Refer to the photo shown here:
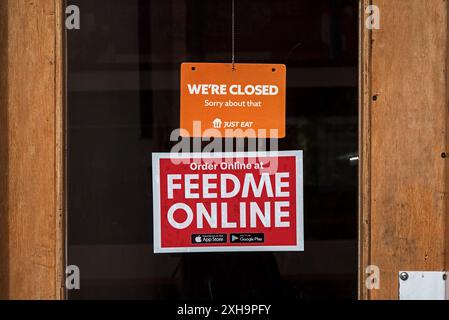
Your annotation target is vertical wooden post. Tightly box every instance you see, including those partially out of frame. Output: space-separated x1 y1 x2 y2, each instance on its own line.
445 0 449 284
0 0 10 300
359 0 372 300
360 0 449 300
0 0 64 299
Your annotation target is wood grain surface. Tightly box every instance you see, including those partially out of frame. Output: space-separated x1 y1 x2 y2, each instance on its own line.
0 0 10 300
361 0 449 299
0 0 64 299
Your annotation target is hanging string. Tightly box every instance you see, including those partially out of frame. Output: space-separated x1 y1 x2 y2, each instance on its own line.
232 0 235 71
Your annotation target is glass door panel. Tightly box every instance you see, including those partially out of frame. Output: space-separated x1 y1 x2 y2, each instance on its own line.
66 0 358 300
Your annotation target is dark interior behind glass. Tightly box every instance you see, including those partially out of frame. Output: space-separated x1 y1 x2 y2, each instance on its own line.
67 0 358 299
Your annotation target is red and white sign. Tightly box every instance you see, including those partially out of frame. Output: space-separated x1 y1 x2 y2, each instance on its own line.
152 151 304 253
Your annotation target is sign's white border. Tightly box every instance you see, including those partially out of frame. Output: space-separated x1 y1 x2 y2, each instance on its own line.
152 151 304 254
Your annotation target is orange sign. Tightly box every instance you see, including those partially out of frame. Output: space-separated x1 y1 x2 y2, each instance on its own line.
180 63 286 138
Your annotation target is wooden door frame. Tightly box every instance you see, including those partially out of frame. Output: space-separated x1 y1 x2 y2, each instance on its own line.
1 0 448 300
0 0 64 299
359 0 371 300
359 0 449 300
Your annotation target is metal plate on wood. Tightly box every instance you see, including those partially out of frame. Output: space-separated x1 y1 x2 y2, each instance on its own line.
399 272 447 300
